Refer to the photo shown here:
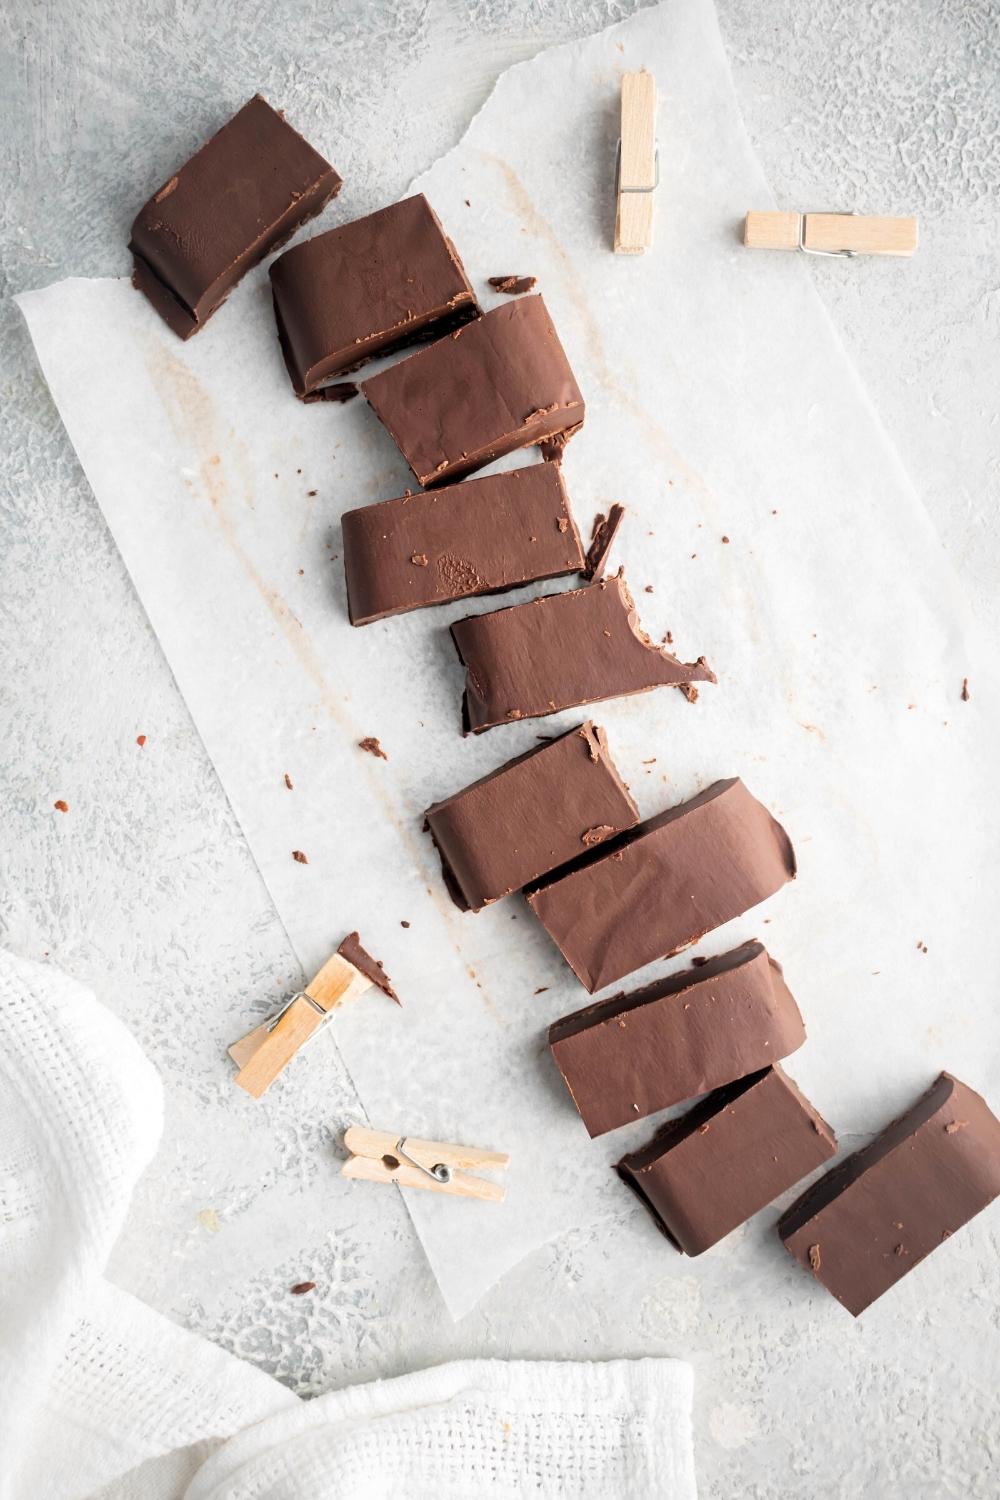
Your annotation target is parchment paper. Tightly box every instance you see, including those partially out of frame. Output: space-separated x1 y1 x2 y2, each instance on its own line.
19 0 1000 1320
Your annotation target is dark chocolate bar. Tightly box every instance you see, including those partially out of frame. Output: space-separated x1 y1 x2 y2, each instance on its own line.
780 1071 1000 1316
131 95 341 339
617 1065 837 1254
424 722 639 912
526 778 796 992
342 464 584 626
361 295 585 487
451 570 714 734
549 941 805 1136
270 195 478 396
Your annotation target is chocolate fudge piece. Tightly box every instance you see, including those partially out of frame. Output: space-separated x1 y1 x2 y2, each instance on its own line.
342 464 584 626
361 296 585 487
131 95 341 339
451 570 714 735
424 722 639 912
527 778 796 993
270 195 478 397
780 1072 1000 1316
549 941 805 1136
617 1065 837 1254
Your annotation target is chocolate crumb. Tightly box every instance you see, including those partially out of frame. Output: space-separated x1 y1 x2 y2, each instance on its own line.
808 1244 821 1272
307 489 317 497
400 920 410 928
136 734 147 748
680 683 700 704
284 773 293 790
644 585 654 594
698 1123 711 1135
290 1281 315 1295
534 986 549 995
721 535 730 544
359 737 388 760
581 825 615 846
642 757 657 765
944 1120 969 1133
487 274 537 295
53 799 69 813
292 850 308 864
894 1244 906 1257
961 677 970 701
557 517 569 533
410 553 429 567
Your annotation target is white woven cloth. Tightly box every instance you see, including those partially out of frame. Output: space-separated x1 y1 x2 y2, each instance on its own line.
0 949 696 1499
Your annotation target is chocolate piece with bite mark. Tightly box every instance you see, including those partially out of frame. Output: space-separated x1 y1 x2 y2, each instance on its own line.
424 722 639 912
342 464 584 625
617 1065 836 1254
130 95 341 340
451 569 714 735
527 778 795 993
270 195 478 397
779 1071 1000 1315
361 296 585 488
549 940 805 1136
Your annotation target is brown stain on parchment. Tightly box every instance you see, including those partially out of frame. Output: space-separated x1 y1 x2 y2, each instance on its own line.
146 344 499 1007
486 153 719 514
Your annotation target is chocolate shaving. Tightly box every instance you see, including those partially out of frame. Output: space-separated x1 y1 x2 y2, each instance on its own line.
284 772 293 790
337 930 400 1003
961 677 970 701
582 504 626 581
292 849 308 863
487 274 537 295
290 1281 315 1295
359 736 388 760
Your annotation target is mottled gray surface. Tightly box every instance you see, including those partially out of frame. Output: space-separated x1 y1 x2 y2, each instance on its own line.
2 3 999 1496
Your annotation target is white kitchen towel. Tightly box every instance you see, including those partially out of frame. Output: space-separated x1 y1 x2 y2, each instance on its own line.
0 949 696 1500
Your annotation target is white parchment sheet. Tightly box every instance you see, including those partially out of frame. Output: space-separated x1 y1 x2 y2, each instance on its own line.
19 0 1000 1319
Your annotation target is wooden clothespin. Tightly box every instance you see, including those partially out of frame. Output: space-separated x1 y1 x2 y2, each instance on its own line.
614 70 658 255
342 1125 509 1203
743 210 918 259
229 933 398 1099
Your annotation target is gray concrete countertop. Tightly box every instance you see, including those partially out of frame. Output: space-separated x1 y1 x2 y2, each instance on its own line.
2 3 998 1496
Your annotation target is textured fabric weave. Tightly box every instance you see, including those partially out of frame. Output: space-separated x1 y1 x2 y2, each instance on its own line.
0 949 696 1499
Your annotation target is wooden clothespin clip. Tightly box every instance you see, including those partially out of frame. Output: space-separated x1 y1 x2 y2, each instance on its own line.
614 70 658 255
743 210 918 259
342 1125 509 1203
229 933 398 1099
